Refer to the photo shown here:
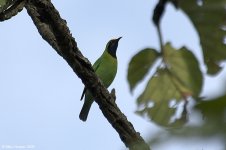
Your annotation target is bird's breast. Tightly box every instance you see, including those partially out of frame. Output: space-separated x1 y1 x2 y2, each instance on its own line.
95 56 117 88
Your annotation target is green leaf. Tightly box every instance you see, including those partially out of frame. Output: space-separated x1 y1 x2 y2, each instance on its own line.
137 69 182 127
137 69 181 106
195 95 226 132
136 43 203 127
127 48 159 92
178 0 226 74
170 106 188 128
147 102 176 127
195 95 226 121
164 43 203 96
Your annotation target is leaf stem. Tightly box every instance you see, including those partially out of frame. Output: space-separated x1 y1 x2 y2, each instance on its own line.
157 25 164 54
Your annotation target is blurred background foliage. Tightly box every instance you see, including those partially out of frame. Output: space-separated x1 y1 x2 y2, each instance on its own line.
127 0 226 148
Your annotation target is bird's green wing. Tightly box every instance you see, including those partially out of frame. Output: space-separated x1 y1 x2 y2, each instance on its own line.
93 57 102 71
80 57 102 100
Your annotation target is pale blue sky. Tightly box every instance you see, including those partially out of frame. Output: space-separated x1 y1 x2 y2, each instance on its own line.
0 0 225 150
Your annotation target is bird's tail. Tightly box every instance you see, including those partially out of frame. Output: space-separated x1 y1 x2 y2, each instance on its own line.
79 100 92 121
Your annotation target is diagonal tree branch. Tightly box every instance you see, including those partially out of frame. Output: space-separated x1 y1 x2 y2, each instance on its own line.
24 0 150 149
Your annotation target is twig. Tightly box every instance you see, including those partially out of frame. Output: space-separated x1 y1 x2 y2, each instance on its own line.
0 0 26 21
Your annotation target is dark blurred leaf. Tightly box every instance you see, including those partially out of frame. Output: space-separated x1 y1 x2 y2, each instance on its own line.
169 0 178 8
195 95 226 122
178 0 226 75
136 43 202 127
127 48 160 92
152 0 168 25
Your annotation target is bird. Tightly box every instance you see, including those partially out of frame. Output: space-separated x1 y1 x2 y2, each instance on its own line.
79 37 122 121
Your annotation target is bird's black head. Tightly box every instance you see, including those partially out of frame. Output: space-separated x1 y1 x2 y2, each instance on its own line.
107 37 122 58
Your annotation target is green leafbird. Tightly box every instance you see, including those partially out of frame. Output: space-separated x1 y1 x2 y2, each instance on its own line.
79 37 122 121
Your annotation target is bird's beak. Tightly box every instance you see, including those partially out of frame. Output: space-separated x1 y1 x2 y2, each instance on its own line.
116 37 122 41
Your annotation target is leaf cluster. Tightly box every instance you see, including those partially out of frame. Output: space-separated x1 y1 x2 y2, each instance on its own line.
127 0 226 128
